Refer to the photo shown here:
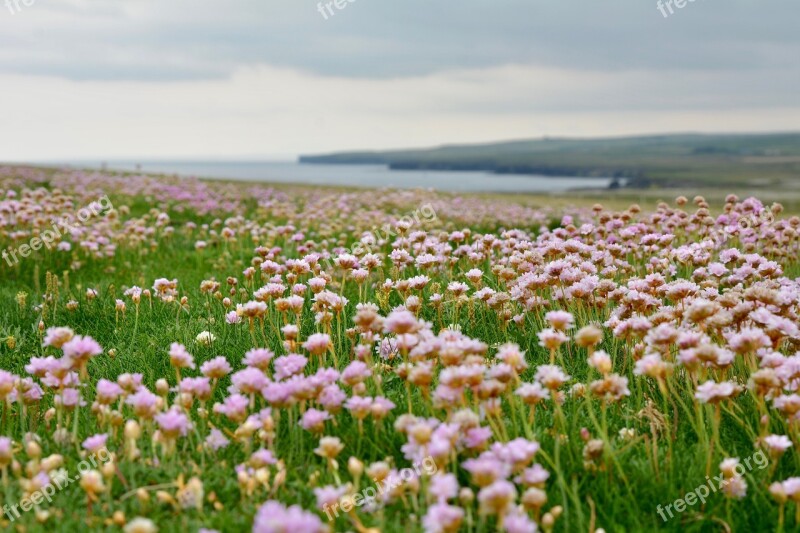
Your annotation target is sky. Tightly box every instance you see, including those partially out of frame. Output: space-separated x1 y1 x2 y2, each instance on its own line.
0 0 798 161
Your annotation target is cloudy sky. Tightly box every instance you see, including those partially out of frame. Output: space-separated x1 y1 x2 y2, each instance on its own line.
0 0 798 160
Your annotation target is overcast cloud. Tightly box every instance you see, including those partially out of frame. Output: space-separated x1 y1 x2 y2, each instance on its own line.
0 0 798 160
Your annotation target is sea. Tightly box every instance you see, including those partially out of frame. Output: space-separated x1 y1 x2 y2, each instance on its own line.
54 160 617 194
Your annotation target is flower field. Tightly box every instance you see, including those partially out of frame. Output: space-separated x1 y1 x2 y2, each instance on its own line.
1 166 799 532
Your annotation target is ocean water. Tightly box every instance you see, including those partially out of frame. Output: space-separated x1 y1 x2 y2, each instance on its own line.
60 160 616 194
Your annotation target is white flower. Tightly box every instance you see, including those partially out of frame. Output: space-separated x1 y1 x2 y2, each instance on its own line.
195 331 216 346
124 517 158 533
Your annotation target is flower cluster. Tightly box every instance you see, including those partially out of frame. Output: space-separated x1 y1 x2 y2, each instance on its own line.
1 168 799 531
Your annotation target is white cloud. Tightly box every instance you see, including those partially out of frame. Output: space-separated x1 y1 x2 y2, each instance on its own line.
2 63 799 160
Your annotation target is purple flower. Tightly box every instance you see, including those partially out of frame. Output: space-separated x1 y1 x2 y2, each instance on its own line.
318 384 347 413
313 485 348 511
341 360 371 386
232 367 269 395
0 436 13 462
0 370 16 400
429 473 459 502
302 333 331 356
243 348 274 370
25 356 60 377
62 335 103 367
55 387 84 409
180 377 212 401
261 381 295 407
118 373 144 392
301 408 331 433
201 356 232 379
371 396 396 419
345 395 373 420
252 501 325 533
463 426 493 450
168 342 195 370
96 379 124 404
422 502 464 533
205 429 230 451
42 327 74 349
155 408 192 439
502 509 539 533
214 394 249 422
249 448 277 467
126 388 160 419
273 354 307 381
82 433 108 454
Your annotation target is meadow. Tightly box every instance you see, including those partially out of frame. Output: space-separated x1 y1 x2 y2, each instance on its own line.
0 165 799 532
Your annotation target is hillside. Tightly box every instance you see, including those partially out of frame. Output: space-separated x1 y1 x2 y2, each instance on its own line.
300 132 800 188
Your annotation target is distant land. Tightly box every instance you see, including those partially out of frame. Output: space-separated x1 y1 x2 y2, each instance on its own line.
300 132 800 189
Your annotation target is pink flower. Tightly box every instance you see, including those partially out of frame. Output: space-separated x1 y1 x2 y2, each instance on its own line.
25 356 60 377
534 365 570 390
82 433 108 454
96 379 124 404
273 354 308 381
301 408 331 433
43 327 74 349
126 388 160 419
341 360 371 386
318 384 347 413
253 501 325 533
502 509 538 533
180 377 212 401
429 473 459 502
496 343 528 373
250 448 277 467
168 343 195 370
345 396 373 420
695 380 741 404
371 396 396 420
477 479 517 515
231 367 268 395
762 434 793 456
422 502 465 533
205 429 230 451
463 426 493 450
243 348 274 370
302 333 331 356
463 455 509 486
62 335 103 368
537 328 567 351
214 394 249 422
313 485 349 511
545 310 574 331
201 356 232 379
384 309 419 334
0 370 15 400
55 387 84 409
155 408 192 439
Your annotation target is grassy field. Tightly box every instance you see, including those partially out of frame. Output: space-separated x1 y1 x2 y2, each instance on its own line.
1 165 799 532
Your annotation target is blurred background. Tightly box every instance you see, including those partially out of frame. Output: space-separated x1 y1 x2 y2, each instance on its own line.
1 0 798 199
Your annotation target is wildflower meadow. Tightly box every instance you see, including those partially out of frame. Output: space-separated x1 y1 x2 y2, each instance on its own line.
1 165 800 532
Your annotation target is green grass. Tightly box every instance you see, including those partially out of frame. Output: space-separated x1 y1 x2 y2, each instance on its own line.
0 171 798 532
